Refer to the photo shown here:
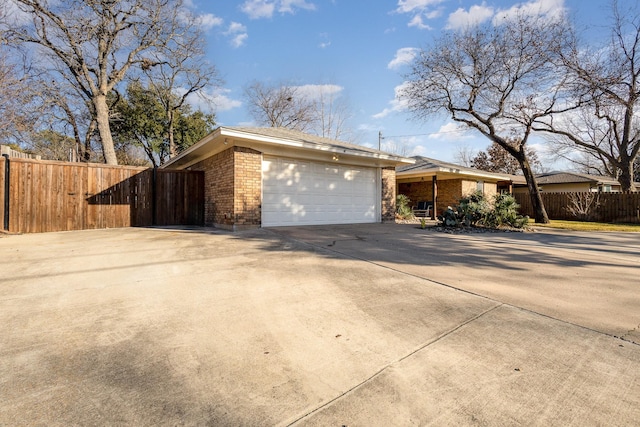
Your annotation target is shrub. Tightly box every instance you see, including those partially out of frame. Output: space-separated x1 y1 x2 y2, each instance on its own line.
437 192 529 229
396 194 414 219
484 193 529 228
457 191 492 226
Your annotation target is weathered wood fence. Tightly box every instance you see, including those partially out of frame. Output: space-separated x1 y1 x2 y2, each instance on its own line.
515 192 640 223
0 156 204 233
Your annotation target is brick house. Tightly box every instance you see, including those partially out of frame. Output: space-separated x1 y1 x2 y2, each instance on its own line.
396 156 514 219
162 127 413 230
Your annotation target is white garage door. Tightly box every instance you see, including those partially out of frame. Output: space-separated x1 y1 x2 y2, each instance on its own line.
262 156 379 227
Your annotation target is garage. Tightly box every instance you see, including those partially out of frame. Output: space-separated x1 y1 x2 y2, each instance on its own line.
162 127 412 230
262 156 378 226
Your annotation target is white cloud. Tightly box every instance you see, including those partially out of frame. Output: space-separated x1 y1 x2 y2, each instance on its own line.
493 0 566 24
195 88 242 113
395 0 444 30
240 0 276 19
318 32 331 49
446 3 494 30
428 122 473 141
388 47 419 70
240 0 316 19
279 0 316 14
224 22 248 48
396 0 443 14
293 84 343 99
196 13 224 31
408 15 432 30
373 83 411 119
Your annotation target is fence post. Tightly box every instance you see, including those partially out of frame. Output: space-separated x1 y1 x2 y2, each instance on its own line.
2 154 9 231
152 167 157 226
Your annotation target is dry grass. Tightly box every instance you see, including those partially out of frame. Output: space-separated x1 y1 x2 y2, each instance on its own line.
533 220 640 232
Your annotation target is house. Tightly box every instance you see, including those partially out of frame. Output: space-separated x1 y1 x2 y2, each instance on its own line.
396 156 515 218
512 171 623 193
162 127 414 230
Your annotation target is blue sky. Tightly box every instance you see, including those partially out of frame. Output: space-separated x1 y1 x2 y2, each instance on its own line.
187 0 609 166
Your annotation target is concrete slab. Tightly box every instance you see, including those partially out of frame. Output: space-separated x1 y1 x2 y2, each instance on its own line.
272 223 640 341
0 225 638 425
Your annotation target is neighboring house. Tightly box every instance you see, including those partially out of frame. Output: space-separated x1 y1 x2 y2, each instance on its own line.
162 127 413 230
396 156 514 218
512 172 623 194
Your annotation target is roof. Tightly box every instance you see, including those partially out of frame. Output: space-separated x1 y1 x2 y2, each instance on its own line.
162 126 414 170
534 172 621 186
396 156 515 181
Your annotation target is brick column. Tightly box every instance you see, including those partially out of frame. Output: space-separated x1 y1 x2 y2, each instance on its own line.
381 167 396 222
233 147 262 229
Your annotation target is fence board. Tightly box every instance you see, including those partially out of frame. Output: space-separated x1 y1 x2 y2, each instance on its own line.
515 192 640 223
0 156 5 228
2 158 203 233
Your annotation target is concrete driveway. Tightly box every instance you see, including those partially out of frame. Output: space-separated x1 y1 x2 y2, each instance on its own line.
0 224 638 426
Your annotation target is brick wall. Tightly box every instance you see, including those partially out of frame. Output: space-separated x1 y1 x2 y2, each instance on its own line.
398 181 433 209
381 167 396 222
233 147 262 228
189 146 262 230
399 178 497 216
190 147 234 227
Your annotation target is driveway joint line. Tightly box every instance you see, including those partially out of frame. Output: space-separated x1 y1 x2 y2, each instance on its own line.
269 229 640 348
286 303 503 426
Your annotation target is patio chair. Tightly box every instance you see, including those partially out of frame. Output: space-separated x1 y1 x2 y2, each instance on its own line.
412 201 432 217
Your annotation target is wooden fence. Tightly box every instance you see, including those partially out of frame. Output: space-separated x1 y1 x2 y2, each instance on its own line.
0 156 204 233
514 192 640 223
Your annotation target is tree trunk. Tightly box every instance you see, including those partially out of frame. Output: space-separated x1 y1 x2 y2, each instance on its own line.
168 109 176 159
617 161 637 192
94 94 118 165
519 155 549 223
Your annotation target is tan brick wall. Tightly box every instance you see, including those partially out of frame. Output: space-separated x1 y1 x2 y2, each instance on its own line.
189 147 235 227
188 146 262 229
398 181 434 209
381 167 396 222
233 147 262 227
437 179 463 214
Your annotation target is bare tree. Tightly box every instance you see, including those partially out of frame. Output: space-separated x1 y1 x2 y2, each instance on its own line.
535 1 640 191
453 145 476 167
7 0 203 165
402 13 574 223
313 88 353 141
244 81 316 132
244 81 355 141
140 20 219 158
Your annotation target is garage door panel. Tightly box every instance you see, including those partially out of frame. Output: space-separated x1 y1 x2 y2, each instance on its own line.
262 157 378 227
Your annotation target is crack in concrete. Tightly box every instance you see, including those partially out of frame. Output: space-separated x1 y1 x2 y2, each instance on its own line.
286 303 503 426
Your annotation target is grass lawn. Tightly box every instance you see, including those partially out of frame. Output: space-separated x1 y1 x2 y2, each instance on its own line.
533 220 640 232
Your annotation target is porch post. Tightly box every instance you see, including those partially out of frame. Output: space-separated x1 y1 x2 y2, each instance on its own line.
431 175 437 220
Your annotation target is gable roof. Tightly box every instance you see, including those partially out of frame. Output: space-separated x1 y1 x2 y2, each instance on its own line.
397 156 514 181
162 126 414 169
535 172 620 186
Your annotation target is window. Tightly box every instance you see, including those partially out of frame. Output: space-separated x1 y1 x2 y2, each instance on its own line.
476 180 484 193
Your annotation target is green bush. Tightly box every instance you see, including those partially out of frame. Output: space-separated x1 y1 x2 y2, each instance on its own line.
484 193 529 228
437 192 528 229
396 194 414 219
